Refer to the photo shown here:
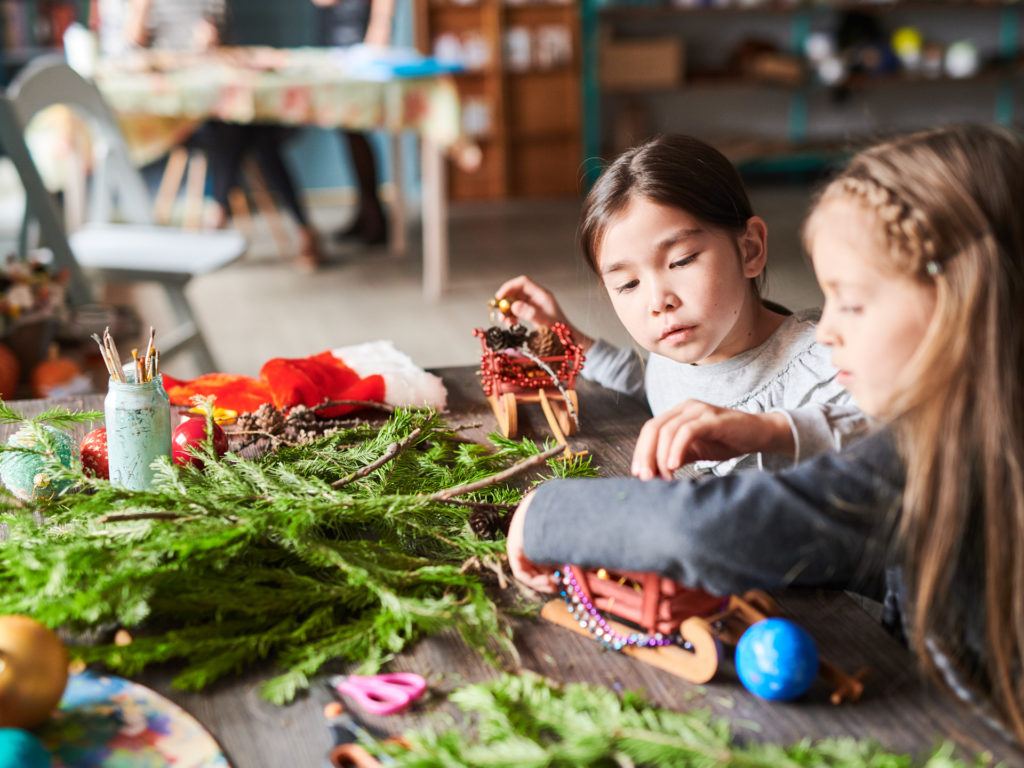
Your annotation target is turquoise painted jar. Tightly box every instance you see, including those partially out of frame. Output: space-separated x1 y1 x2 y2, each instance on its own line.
104 373 171 491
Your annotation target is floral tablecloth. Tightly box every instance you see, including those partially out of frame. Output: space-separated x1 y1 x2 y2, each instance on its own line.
93 46 461 166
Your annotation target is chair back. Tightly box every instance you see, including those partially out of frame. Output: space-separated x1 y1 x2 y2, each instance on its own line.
0 83 90 303
7 54 153 227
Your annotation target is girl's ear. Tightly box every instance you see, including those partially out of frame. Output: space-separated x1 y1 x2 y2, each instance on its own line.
739 216 768 278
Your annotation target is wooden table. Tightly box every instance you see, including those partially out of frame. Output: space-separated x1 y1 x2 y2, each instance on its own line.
4 366 1022 767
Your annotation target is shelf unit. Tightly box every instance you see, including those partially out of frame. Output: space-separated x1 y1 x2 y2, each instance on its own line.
0 0 83 84
581 1 1024 183
414 0 582 200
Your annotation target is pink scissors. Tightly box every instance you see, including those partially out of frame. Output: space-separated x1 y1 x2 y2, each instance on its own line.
328 673 426 716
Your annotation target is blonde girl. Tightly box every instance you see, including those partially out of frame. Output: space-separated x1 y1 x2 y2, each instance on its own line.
506 124 1024 743
498 135 865 479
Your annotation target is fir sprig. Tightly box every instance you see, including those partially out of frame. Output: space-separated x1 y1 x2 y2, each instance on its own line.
375 674 995 768
0 408 596 703
0 401 101 428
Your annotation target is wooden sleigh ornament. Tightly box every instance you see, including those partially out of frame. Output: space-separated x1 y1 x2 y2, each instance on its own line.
542 565 867 705
473 314 585 446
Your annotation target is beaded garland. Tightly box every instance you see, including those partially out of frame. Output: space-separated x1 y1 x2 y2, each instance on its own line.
556 565 677 651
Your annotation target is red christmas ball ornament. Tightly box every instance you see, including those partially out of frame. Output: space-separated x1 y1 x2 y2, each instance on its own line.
79 427 109 479
172 417 228 468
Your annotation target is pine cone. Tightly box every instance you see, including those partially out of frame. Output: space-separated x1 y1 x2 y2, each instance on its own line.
469 506 511 539
235 411 258 433
507 324 528 348
484 326 509 350
286 403 317 427
527 327 563 357
253 403 286 435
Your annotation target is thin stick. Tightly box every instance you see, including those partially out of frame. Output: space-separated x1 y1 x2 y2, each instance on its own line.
143 327 155 381
311 399 396 414
425 442 565 501
100 511 182 523
331 427 423 488
90 333 116 379
436 498 516 510
105 329 126 382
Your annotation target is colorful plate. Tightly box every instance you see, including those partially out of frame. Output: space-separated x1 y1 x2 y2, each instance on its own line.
36 671 230 767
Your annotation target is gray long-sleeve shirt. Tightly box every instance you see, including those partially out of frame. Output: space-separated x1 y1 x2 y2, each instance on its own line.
583 309 869 474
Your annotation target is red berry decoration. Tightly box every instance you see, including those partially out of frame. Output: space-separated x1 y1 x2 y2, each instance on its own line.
172 417 228 469
79 427 109 479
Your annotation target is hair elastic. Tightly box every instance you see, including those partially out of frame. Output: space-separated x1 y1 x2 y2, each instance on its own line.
925 260 942 277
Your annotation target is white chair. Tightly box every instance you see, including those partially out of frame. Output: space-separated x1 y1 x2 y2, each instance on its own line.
0 55 247 373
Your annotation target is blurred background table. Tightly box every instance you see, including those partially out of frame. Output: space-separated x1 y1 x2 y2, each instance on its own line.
93 46 462 299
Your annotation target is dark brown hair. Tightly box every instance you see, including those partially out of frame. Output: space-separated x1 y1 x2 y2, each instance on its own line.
579 134 756 277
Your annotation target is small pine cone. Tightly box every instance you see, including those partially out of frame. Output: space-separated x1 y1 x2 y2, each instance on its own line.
469 506 511 539
507 324 528 348
527 327 564 357
287 403 318 427
253 402 286 434
235 411 258 433
484 326 509 351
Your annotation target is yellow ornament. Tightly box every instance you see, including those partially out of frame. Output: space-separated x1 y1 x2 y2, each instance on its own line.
0 614 69 728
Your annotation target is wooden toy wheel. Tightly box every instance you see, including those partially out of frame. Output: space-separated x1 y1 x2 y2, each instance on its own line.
489 392 518 437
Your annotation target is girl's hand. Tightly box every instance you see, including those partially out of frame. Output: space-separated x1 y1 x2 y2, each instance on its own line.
631 401 796 480
495 275 594 352
506 494 559 593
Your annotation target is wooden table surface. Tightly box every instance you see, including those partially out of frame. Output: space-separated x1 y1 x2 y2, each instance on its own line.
4 366 1021 767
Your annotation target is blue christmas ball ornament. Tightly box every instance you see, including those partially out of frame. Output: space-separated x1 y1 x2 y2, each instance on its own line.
0 425 75 502
735 618 818 701
0 728 50 768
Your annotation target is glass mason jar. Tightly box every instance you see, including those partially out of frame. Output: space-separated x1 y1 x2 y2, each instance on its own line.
104 372 171 491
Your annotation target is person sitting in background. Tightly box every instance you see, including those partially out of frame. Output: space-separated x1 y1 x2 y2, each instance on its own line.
311 0 394 247
123 0 325 269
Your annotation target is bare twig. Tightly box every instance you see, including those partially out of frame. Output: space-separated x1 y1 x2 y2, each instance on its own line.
425 443 565 501
331 427 424 488
437 498 517 511
100 511 182 523
312 399 396 415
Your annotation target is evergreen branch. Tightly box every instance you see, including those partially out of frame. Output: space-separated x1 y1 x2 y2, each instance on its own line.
375 674 990 768
332 427 424 488
32 407 103 428
0 408 593 704
426 443 565 501
0 401 24 423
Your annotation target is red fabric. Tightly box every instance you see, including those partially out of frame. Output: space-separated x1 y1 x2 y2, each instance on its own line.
163 351 386 416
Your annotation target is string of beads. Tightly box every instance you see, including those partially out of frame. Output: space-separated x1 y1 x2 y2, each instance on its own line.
556 565 674 650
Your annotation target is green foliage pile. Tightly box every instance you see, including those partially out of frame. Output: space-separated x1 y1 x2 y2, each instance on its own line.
0 403 594 703
378 674 992 768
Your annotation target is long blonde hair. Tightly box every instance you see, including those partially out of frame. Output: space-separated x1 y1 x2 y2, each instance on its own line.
812 125 1024 739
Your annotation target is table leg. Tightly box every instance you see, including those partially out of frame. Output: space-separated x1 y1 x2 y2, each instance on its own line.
389 133 407 258
420 137 448 301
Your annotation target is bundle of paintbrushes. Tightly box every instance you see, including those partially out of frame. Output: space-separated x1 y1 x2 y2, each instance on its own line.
90 327 160 383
